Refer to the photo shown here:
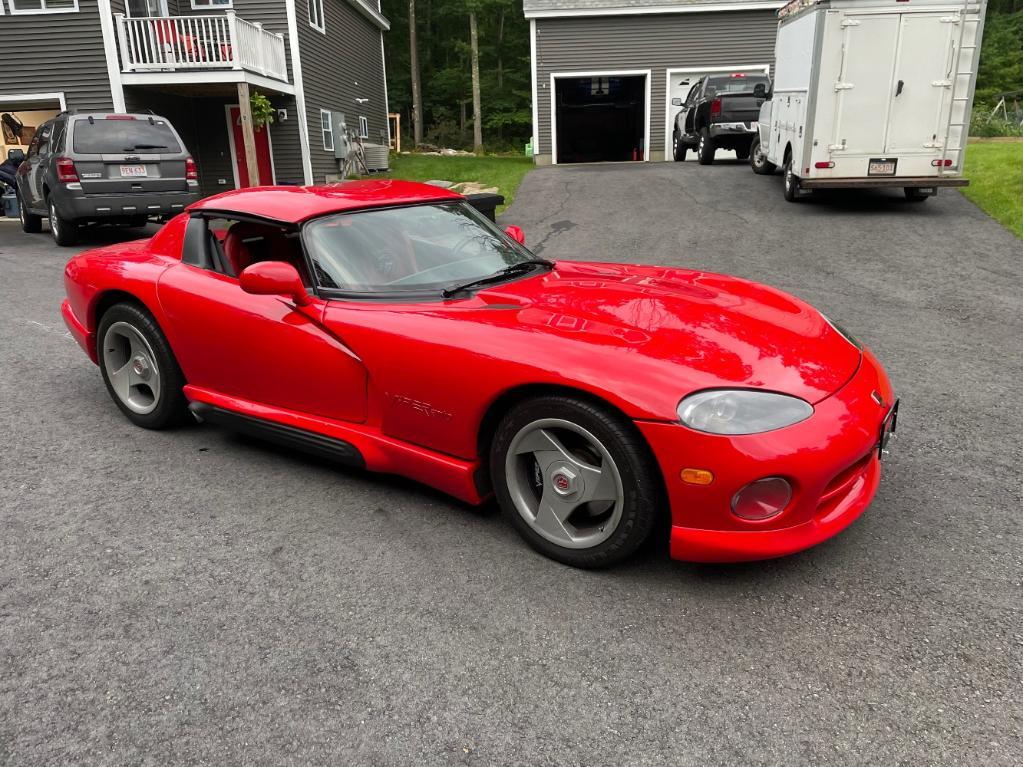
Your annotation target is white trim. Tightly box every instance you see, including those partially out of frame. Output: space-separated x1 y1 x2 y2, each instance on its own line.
285 0 314 184
308 0 325 33
190 0 232 8
0 0 5 16
524 2 785 19
121 70 295 94
358 115 369 138
320 109 334 151
549 70 651 165
225 103 277 188
663 64 771 159
0 92 67 111
7 0 79 14
380 31 390 145
530 19 539 156
348 0 390 30
97 0 125 113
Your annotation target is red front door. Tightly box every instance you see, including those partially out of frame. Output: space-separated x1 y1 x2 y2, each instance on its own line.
228 106 274 187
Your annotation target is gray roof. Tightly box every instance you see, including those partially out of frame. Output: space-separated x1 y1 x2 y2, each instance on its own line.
523 0 782 13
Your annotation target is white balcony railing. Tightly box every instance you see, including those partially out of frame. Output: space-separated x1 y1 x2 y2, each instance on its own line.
114 11 288 83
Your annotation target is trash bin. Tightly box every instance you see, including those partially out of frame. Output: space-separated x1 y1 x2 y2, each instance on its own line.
525 139 533 157
2 191 18 219
465 192 505 223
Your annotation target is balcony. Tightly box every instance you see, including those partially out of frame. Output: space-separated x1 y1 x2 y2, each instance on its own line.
114 11 289 87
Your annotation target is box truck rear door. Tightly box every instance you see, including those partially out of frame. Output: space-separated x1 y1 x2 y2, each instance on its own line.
885 14 956 154
834 14 900 155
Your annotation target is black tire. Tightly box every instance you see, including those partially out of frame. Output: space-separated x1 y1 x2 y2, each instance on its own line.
904 188 930 202
96 302 188 430
697 128 715 165
48 195 79 246
489 395 663 568
750 136 776 175
783 153 801 203
735 145 751 161
672 131 688 162
18 193 42 233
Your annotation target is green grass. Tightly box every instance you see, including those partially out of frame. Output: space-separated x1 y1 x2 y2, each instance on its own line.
962 142 1023 239
378 153 534 214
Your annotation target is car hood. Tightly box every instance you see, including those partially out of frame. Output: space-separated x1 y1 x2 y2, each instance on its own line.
476 260 862 406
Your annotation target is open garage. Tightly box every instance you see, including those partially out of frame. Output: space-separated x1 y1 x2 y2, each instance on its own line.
553 73 649 163
527 0 781 165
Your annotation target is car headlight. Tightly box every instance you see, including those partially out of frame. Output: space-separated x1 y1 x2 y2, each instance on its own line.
821 314 861 350
677 390 814 435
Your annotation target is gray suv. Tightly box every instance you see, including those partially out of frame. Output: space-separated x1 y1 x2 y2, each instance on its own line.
15 112 200 246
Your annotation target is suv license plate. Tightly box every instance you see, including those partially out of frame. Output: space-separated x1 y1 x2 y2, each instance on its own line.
868 158 897 176
120 165 147 177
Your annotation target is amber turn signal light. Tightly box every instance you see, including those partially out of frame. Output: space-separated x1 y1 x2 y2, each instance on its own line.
680 468 714 485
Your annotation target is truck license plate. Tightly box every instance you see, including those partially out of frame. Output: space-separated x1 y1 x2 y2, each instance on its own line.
868 158 897 176
120 165 147 177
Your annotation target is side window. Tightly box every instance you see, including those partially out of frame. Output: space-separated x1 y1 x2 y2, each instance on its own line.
36 122 53 157
197 217 309 283
27 136 41 159
685 83 700 106
50 119 66 154
358 116 369 139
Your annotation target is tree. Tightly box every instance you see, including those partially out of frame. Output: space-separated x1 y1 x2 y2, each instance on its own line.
469 11 483 153
408 0 424 146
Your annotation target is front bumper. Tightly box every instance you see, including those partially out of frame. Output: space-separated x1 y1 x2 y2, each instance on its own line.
637 347 895 563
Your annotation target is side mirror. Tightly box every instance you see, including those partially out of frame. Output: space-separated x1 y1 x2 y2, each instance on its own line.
753 83 767 99
7 148 25 163
239 261 311 306
504 225 525 246
671 98 683 107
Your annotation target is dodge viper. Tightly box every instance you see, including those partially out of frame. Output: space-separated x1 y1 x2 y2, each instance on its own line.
62 180 897 568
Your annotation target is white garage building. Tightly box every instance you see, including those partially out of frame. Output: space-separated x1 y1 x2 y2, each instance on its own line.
525 0 784 164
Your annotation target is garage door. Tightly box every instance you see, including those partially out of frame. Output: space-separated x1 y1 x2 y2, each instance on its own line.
553 73 648 164
1 94 64 162
664 67 770 161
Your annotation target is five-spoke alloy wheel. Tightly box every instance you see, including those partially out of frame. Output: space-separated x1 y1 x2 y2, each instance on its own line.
490 396 662 568
97 302 187 429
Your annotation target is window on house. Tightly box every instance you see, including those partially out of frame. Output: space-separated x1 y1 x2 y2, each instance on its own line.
190 0 232 9
308 0 324 31
358 116 369 139
8 0 78 13
320 110 333 152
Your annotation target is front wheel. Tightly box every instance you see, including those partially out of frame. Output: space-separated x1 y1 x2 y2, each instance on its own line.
19 193 42 233
97 303 188 429
672 132 688 162
783 155 802 203
750 136 776 175
490 396 662 568
697 128 715 165
48 197 79 246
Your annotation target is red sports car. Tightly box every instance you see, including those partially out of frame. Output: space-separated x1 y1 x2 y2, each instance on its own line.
62 180 897 568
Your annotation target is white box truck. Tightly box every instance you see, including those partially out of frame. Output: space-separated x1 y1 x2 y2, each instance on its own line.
751 0 988 202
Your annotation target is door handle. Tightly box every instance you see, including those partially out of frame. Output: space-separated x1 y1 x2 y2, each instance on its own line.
895 80 905 97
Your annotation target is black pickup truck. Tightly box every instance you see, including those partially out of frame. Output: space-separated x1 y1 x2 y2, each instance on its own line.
671 73 771 165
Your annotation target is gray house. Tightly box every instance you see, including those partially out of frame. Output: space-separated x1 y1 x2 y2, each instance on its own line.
0 0 391 196
525 0 782 164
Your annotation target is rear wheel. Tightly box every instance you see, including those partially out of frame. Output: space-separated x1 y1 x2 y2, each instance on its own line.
904 188 931 202
783 154 802 203
735 145 751 161
750 136 775 175
672 131 688 162
697 128 715 165
19 193 42 233
48 196 79 246
97 302 188 429
490 395 661 568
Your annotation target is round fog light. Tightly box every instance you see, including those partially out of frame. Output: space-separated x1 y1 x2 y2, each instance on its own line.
731 477 792 521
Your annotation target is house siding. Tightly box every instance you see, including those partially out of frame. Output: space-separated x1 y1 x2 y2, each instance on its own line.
0 0 114 111
533 10 778 161
298 0 388 183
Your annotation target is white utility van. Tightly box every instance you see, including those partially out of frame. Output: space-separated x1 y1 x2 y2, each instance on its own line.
751 0 988 202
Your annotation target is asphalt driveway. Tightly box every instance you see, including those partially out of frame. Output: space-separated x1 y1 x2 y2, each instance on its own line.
1 161 1021 766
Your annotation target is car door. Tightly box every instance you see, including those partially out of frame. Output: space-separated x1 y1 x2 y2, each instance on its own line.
682 81 703 141
157 215 369 423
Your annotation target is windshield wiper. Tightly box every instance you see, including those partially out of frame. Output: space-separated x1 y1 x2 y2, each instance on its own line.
442 259 552 298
